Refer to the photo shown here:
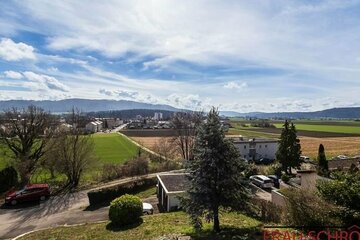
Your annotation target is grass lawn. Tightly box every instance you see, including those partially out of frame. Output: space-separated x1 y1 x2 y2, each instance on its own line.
0 142 13 170
134 186 156 199
19 211 262 240
93 133 139 165
274 123 360 134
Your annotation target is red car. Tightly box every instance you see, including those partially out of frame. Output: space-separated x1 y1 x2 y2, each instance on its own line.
5 184 50 205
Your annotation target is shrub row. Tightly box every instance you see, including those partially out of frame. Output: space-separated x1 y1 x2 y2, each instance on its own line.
87 177 157 206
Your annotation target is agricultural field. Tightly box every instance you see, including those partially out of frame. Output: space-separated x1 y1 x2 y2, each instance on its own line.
273 123 360 135
300 137 360 159
130 136 173 152
229 118 360 159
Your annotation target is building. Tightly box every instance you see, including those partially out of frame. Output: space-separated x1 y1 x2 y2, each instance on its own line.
85 120 103 133
103 118 123 129
229 136 278 161
157 173 187 212
154 112 163 120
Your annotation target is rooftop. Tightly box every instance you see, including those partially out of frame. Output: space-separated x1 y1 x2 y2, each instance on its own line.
158 173 188 193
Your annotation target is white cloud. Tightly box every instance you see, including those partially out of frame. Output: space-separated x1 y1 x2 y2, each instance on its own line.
0 38 36 61
3 70 23 79
223 81 247 90
166 93 211 110
99 88 159 104
22 71 69 92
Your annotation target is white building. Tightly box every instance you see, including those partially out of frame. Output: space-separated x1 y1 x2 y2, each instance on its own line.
157 173 187 212
229 136 278 161
85 120 103 133
154 112 163 120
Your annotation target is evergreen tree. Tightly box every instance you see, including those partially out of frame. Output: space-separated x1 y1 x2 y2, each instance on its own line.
276 120 302 175
317 144 329 177
182 108 251 232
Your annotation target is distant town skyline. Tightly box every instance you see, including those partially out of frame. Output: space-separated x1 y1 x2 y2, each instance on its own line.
1 1 360 112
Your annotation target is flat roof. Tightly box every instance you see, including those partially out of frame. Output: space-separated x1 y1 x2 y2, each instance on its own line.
157 174 187 193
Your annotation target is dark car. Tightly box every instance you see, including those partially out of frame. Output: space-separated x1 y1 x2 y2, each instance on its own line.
267 175 280 188
5 184 50 205
254 158 274 165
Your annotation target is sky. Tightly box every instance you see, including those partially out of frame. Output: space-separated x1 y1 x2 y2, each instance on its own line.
1 0 360 112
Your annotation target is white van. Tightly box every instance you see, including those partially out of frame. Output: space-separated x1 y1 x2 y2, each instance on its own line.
249 175 274 189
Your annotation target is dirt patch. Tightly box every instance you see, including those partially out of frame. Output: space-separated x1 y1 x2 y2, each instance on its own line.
121 129 177 137
130 137 173 152
300 136 360 159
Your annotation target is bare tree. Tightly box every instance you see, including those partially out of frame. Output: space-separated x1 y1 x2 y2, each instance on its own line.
52 109 96 188
152 138 177 162
172 111 203 161
0 106 54 186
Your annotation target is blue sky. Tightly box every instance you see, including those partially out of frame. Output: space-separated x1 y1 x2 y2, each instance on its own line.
1 0 360 112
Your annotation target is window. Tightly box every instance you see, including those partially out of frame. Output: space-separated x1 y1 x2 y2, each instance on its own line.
244 145 246 149
265 145 267 148
259 145 262 148
244 155 246 158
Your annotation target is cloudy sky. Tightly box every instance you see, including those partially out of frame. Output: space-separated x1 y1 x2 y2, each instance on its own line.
1 0 360 112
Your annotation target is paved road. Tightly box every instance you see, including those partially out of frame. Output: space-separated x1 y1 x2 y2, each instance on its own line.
110 123 127 133
0 172 175 239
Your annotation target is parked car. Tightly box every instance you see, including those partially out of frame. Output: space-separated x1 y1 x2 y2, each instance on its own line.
267 175 280 188
300 156 310 162
142 202 154 215
5 184 50 205
249 175 274 189
332 155 349 160
254 158 274 165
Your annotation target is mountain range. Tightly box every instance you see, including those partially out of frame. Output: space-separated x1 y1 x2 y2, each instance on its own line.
0 99 360 119
0 99 179 113
220 107 360 119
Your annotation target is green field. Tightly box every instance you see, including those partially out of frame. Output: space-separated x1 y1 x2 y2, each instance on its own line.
19 211 261 240
92 133 139 165
273 123 360 134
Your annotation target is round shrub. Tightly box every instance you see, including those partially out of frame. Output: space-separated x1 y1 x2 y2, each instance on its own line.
109 194 143 226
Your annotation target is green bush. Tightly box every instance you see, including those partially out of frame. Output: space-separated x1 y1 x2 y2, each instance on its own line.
0 166 18 193
281 174 290 183
109 194 143 226
87 178 156 206
284 189 341 227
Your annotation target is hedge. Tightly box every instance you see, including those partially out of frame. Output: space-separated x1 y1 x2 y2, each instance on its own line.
87 177 156 206
0 166 18 193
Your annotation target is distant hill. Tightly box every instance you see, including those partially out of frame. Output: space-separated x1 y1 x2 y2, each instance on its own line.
221 107 360 119
0 99 180 113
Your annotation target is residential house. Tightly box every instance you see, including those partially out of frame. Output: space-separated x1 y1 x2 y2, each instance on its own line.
85 120 103 133
229 136 278 161
157 173 187 212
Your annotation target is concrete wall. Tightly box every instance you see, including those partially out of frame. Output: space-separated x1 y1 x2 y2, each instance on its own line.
300 172 329 192
328 158 360 170
168 194 182 211
271 190 286 207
